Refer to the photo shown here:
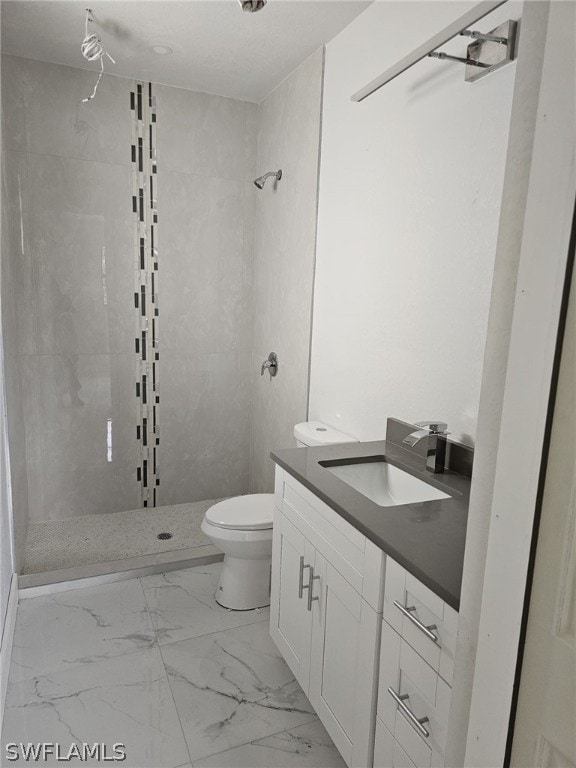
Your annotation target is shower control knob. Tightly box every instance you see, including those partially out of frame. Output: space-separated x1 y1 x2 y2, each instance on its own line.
261 352 278 378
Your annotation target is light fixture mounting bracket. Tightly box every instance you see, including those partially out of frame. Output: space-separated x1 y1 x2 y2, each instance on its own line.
463 19 518 82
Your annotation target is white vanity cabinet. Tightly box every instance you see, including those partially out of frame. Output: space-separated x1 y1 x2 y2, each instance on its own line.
270 466 385 768
270 465 460 768
374 559 459 768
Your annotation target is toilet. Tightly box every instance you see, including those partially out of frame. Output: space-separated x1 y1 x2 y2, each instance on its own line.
201 421 357 610
293 420 359 448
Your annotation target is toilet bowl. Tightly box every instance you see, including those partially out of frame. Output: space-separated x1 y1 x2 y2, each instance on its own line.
201 422 357 611
201 494 274 610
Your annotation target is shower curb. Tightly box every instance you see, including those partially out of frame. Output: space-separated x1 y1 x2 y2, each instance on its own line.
19 546 224 599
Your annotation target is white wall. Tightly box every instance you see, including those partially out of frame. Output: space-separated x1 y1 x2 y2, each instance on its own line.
309 0 520 445
465 0 575 761
446 3 554 763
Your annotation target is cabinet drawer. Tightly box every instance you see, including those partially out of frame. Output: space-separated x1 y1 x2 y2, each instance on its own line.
378 621 451 767
374 717 417 768
282 472 365 549
383 558 458 684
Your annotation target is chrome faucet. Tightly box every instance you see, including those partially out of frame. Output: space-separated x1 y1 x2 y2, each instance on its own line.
261 352 278 378
403 421 449 474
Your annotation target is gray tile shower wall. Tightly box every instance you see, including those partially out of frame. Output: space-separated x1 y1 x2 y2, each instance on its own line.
249 49 324 493
1 56 30 568
154 85 257 506
0 54 258 523
1 56 139 523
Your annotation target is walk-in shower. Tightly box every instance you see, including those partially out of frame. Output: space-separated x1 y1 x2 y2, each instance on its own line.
4 61 261 586
1 0 332 590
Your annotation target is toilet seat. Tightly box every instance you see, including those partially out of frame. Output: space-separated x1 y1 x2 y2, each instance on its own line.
205 494 274 531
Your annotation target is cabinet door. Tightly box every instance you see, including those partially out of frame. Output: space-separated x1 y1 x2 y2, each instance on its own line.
270 510 314 692
309 553 380 767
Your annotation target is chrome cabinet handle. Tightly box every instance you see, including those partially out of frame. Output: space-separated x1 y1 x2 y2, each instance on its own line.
298 556 311 599
307 567 320 611
393 600 439 643
387 687 430 739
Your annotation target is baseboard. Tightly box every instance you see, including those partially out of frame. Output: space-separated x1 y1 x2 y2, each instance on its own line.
0 573 19 727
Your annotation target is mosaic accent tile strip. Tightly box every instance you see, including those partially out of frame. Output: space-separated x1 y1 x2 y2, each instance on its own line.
131 81 160 507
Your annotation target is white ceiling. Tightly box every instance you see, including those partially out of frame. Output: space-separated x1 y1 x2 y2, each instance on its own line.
0 0 372 102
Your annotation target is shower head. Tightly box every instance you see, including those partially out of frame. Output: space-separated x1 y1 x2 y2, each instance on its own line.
239 0 267 11
254 170 282 189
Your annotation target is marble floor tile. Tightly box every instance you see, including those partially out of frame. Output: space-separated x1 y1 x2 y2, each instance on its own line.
192 720 347 767
2 647 190 768
140 563 269 645
161 622 317 762
10 579 156 682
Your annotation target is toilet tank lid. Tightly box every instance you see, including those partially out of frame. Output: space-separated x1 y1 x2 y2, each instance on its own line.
293 421 358 447
205 494 274 530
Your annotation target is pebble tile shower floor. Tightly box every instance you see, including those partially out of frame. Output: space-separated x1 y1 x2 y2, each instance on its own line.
23 500 224 574
2 563 346 768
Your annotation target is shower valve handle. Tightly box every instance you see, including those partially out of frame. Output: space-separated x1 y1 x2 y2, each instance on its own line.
261 352 278 377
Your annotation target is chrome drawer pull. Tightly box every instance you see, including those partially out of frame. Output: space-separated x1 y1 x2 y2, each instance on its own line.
387 687 430 739
298 556 311 599
307 567 320 611
393 600 439 643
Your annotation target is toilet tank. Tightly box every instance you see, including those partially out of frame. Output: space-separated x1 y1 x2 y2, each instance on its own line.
293 421 358 448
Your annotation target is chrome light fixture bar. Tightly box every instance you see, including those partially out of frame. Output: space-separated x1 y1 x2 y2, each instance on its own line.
351 0 509 102
427 18 515 74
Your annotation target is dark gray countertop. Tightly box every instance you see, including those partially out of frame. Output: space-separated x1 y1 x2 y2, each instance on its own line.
271 439 470 611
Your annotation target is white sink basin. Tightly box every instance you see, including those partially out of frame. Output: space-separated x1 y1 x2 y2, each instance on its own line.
323 460 450 507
